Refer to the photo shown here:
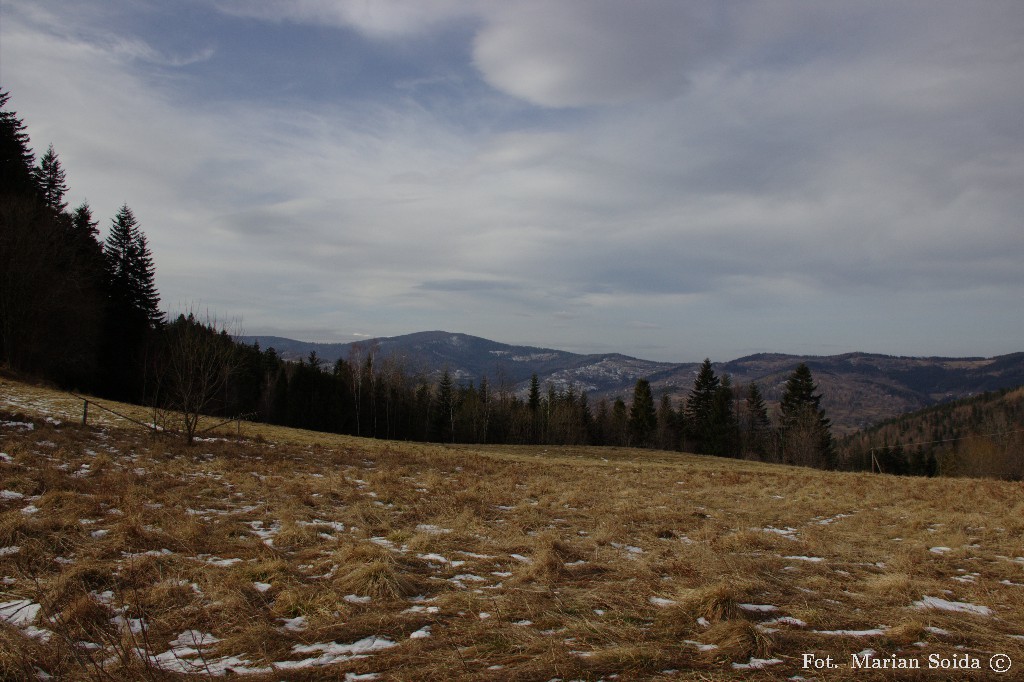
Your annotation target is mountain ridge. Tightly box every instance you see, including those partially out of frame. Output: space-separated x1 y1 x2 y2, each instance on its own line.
238 331 1024 435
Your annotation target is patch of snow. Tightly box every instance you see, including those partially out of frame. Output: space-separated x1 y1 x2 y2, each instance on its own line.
276 636 397 670
280 616 307 632
763 616 807 627
784 556 824 563
914 596 992 617
0 546 20 556
929 547 952 554
0 599 40 627
415 524 452 534
253 582 272 593
761 526 798 539
813 627 888 636
343 594 372 604
649 597 677 607
0 490 25 500
403 605 440 615
739 604 779 613
733 658 783 670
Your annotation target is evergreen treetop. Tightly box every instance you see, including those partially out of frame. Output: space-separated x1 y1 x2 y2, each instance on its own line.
39 144 69 212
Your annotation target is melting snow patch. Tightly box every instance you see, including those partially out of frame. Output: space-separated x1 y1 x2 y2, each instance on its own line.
761 526 798 539
510 554 532 564
813 627 888 637
199 555 244 567
817 513 854 525
276 636 397 670
146 630 272 676
683 640 719 652
279 616 307 632
403 605 440 615
732 658 783 670
409 626 431 639
1 599 40 627
344 594 372 604
0 490 25 501
0 546 20 557
914 596 992 617
763 616 807 628
415 524 452 534
253 581 272 593
929 547 953 554
739 604 779 613
649 597 677 607
784 556 824 563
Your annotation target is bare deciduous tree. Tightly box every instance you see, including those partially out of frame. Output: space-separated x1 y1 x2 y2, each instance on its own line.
157 311 238 445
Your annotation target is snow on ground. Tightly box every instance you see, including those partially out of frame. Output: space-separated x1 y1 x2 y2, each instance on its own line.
913 596 993 617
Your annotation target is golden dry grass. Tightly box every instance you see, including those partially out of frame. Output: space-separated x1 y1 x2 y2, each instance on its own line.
2 376 1024 680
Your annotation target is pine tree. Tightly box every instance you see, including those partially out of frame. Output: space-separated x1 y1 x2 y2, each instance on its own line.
628 378 657 447
779 363 834 467
38 144 68 212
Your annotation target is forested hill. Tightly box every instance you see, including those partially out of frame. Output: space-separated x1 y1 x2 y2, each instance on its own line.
838 386 1024 479
239 332 1024 434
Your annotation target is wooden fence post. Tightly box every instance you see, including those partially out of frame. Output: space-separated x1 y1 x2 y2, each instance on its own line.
82 400 89 426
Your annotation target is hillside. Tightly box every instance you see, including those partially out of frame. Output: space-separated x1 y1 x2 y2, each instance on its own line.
2 378 1024 679
838 386 1024 479
240 332 1024 434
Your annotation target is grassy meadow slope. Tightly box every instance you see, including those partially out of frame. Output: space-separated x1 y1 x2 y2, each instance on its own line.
2 378 1023 680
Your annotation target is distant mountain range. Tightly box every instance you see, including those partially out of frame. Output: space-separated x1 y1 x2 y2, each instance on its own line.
238 331 1024 435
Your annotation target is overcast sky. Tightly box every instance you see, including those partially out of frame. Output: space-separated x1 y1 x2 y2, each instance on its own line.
3 1 1022 362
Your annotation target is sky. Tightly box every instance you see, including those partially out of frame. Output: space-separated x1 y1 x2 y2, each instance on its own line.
2 1 1022 362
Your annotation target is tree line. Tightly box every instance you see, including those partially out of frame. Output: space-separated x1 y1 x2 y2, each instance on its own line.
1 90 161 402
0 88 834 468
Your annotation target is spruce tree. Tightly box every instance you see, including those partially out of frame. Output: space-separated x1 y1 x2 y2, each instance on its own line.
100 204 162 399
628 378 657 447
708 373 739 456
684 359 720 454
0 90 39 198
743 382 772 459
779 363 834 467
39 144 68 213
105 204 161 326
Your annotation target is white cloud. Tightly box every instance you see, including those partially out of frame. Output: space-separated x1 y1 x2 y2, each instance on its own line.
472 1 723 108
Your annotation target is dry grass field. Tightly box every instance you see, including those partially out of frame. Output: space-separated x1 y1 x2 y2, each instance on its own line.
2 377 1023 680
